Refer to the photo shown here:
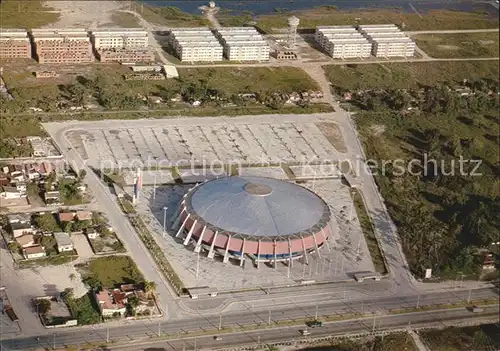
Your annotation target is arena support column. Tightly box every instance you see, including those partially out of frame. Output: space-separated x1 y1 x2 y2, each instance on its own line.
273 240 278 269
175 213 190 238
301 236 309 265
321 227 330 251
312 232 321 258
223 236 232 264
171 206 186 231
183 220 197 246
170 200 185 227
240 239 246 267
208 231 218 259
256 240 261 268
288 238 293 268
194 225 206 253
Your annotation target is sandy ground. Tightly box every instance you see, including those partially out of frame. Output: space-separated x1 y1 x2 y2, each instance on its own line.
43 0 127 28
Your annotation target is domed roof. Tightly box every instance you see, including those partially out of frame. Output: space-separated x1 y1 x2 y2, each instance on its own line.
186 176 330 239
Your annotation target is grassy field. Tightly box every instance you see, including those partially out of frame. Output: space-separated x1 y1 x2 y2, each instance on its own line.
255 7 499 33
139 5 209 27
323 61 500 92
420 324 500 351
0 0 59 28
109 12 140 27
414 32 500 58
85 256 144 288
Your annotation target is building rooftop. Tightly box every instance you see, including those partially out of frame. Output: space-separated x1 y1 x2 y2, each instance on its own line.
186 176 330 238
24 245 45 255
58 212 75 222
75 211 92 221
7 213 31 224
53 232 73 247
16 234 34 247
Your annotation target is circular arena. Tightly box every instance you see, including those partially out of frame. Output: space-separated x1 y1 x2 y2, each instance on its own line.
171 176 336 266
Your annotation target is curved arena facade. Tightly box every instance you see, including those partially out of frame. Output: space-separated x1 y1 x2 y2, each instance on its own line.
171 176 336 266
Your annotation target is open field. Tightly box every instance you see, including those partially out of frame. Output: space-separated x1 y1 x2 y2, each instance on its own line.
301 332 417 351
139 4 209 27
414 32 500 58
255 7 499 33
420 324 500 350
109 11 141 27
0 0 59 28
323 61 500 92
79 256 145 289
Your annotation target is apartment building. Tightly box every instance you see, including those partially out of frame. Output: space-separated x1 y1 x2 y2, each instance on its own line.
358 24 416 57
315 26 372 59
214 27 270 61
90 28 148 49
0 29 31 59
169 28 223 62
96 48 153 63
31 28 93 64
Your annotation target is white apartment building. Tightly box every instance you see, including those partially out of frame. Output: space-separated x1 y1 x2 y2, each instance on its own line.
358 24 416 57
169 28 223 62
0 28 31 58
315 26 371 59
91 28 148 49
215 27 270 61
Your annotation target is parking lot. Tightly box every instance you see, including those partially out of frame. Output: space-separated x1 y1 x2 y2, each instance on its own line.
53 114 346 170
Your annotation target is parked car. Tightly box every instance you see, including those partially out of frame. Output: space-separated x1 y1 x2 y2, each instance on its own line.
306 320 324 328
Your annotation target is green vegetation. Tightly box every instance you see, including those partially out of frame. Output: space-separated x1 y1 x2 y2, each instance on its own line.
61 289 101 325
0 139 32 158
420 324 500 351
352 190 387 274
0 0 59 28
323 61 499 92
81 256 144 289
332 63 499 277
140 5 208 27
307 332 417 351
59 178 86 205
34 213 60 232
414 32 500 58
217 10 255 27
255 7 499 33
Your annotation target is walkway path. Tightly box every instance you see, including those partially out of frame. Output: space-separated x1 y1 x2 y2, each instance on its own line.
409 330 432 351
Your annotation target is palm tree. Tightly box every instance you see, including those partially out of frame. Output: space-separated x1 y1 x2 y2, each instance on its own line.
144 280 157 298
69 273 76 282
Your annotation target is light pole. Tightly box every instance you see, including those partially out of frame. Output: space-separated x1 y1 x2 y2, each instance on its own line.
106 327 110 343
218 314 222 330
467 288 472 303
348 191 355 221
268 309 271 325
52 333 56 350
195 251 200 279
372 315 376 333
416 294 420 309
158 319 161 337
314 304 318 320
162 206 168 238
153 174 157 204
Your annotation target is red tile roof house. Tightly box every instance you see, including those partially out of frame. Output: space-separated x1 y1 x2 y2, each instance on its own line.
58 212 75 223
23 245 46 259
94 289 127 317
75 211 92 222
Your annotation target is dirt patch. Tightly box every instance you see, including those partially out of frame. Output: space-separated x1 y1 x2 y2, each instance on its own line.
316 122 347 153
43 0 127 28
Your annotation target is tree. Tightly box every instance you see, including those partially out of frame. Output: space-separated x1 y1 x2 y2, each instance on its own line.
69 273 76 282
78 169 86 181
126 295 140 316
35 299 51 316
35 213 60 232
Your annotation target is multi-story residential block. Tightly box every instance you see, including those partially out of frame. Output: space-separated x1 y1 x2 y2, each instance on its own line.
90 28 148 49
315 26 372 59
31 28 93 64
96 48 153 63
358 24 416 57
214 27 270 61
169 28 223 62
0 28 31 58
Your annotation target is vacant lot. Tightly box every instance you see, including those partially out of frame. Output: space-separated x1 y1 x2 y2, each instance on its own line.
323 61 500 92
414 32 500 58
255 7 498 33
140 5 209 27
420 324 500 351
0 0 59 28
303 332 417 351
81 256 144 288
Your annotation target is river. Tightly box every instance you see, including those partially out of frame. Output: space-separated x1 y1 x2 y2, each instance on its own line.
143 0 498 16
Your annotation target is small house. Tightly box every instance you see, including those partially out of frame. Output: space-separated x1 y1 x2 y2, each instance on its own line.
85 228 98 239
53 232 74 252
10 222 35 238
94 289 126 316
58 212 75 223
23 245 46 259
0 186 22 199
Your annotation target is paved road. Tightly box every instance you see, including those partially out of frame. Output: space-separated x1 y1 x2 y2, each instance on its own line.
2 296 497 350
